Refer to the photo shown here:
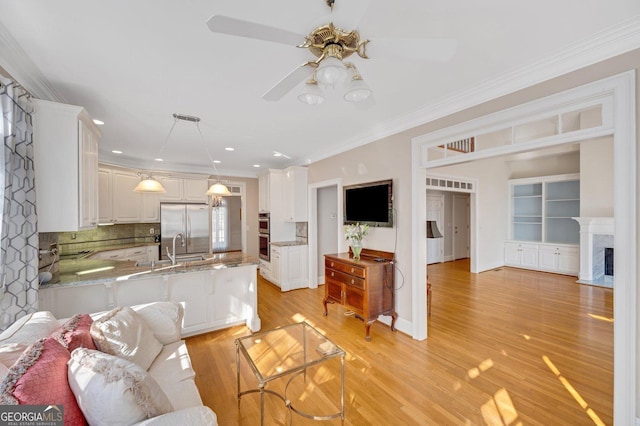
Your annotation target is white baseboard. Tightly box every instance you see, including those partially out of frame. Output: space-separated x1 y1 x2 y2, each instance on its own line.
377 315 412 337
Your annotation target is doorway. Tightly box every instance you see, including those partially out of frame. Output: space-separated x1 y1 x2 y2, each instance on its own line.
308 179 342 288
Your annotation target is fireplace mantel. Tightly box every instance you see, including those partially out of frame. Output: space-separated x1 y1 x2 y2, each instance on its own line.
572 217 614 286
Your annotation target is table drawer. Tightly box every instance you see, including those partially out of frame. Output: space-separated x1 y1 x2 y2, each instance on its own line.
325 268 366 290
325 259 365 278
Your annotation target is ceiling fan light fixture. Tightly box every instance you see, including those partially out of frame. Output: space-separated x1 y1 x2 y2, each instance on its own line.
314 56 347 86
344 77 372 102
298 82 326 105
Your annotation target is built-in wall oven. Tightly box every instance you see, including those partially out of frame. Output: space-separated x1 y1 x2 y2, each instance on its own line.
258 213 270 261
258 213 270 234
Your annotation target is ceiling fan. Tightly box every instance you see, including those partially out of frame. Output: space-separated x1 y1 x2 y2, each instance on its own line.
206 0 457 104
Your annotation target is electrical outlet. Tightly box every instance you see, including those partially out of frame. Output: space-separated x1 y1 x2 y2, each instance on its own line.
149 227 155 234
71 233 77 240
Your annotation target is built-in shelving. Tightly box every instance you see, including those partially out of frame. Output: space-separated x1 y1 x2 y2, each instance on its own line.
510 174 579 244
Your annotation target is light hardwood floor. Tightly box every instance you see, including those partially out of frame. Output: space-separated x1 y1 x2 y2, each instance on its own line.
186 260 613 425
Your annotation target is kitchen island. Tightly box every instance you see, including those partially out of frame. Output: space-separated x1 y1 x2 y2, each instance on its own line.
39 252 261 337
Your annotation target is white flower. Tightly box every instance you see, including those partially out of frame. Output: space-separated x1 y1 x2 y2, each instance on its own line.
344 223 369 242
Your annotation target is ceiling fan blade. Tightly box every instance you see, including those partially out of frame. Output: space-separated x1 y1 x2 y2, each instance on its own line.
366 37 458 63
206 15 305 46
262 63 315 101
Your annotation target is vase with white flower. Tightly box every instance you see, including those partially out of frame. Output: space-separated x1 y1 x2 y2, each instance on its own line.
345 222 369 261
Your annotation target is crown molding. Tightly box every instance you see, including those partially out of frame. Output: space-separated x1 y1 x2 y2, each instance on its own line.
0 21 65 102
307 15 640 164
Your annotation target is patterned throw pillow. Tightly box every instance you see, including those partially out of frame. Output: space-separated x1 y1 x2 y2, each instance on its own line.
90 307 163 370
68 348 173 426
0 336 86 425
0 311 58 367
50 314 96 352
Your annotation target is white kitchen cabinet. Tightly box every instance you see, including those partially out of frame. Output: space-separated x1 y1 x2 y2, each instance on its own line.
88 245 158 262
283 166 308 222
270 246 281 287
168 270 210 334
158 177 208 203
141 193 160 222
259 260 271 281
98 167 113 223
98 164 161 223
33 99 101 232
112 169 142 222
258 169 296 241
268 244 308 291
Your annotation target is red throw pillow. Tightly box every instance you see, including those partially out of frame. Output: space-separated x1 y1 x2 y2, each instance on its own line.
0 337 86 425
51 314 96 352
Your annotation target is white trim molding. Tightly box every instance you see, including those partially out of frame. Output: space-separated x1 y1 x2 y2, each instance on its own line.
411 70 636 424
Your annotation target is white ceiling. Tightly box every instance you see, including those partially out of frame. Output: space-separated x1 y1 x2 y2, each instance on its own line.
1 0 639 177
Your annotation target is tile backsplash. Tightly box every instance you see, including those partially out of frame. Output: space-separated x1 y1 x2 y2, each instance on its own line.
40 223 160 257
296 222 308 243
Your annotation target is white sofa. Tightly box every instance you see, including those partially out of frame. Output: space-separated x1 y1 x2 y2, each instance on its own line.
0 302 217 425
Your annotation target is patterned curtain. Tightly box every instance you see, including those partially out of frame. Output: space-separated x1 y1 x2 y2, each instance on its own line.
0 77 38 331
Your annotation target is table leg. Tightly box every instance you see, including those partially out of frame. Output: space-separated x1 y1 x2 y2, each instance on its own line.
260 383 265 426
236 341 241 408
340 354 345 423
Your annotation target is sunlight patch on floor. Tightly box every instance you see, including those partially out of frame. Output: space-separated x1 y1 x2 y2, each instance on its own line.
587 313 614 323
481 388 521 426
542 355 606 426
468 358 494 379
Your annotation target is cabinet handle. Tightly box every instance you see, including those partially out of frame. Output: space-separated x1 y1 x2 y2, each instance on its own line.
351 279 355 284
351 268 355 273
331 262 334 267
331 272 334 277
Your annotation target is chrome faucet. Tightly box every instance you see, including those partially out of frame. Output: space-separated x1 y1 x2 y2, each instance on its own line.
166 233 185 265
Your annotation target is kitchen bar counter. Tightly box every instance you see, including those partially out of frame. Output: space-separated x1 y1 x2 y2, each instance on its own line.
270 241 307 247
39 251 262 336
43 252 259 288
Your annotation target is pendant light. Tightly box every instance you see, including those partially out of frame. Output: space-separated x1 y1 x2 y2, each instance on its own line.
134 174 166 193
193 119 231 200
133 117 181 193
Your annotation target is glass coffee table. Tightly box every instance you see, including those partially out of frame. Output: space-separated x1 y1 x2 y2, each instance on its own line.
235 322 345 425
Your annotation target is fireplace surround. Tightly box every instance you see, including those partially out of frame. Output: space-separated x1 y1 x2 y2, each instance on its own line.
572 217 614 287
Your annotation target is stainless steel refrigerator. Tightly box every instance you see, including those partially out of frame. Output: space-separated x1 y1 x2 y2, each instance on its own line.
160 203 209 259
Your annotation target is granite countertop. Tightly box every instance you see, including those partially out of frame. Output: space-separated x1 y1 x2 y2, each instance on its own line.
270 241 308 247
42 252 259 289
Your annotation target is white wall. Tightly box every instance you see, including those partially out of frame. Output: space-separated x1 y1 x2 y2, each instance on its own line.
308 136 413 325
580 137 614 217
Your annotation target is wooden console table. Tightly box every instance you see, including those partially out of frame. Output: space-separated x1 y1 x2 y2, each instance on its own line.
323 248 396 341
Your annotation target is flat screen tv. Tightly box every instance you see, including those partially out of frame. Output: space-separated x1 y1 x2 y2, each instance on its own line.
344 179 393 227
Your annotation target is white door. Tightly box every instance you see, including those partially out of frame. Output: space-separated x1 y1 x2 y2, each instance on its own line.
426 193 444 264
452 194 470 260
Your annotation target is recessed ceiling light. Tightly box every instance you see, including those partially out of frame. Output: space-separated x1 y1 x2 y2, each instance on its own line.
111 150 123 154
253 164 260 168
273 152 282 157
213 160 221 164
154 158 164 162
225 147 234 151
93 119 104 125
